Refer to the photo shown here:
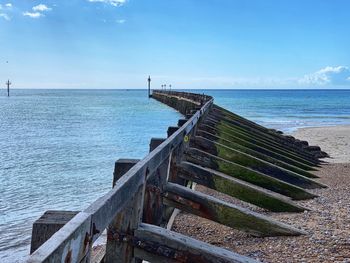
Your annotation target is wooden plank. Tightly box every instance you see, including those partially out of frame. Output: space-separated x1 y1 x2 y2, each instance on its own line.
106 159 141 263
197 125 317 171
212 105 327 158
196 129 318 178
113 159 140 186
30 211 79 254
134 223 257 263
178 161 306 212
203 119 319 166
167 126 180 137
27 98 214 262
163 183 305 236
28 212 92 263
191 136 325 189
86 98 213 243
207 114 319 163
185 147 317 200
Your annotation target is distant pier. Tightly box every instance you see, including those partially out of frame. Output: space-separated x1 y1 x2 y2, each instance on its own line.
27 90 327 263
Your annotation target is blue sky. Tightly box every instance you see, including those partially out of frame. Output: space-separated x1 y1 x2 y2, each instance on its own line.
1 0 350 89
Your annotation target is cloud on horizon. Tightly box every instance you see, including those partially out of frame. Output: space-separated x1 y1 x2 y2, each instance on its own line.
300 66 350 86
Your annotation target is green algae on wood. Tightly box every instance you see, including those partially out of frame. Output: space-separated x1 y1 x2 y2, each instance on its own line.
199 123 318 171
196 129 318 178
185 147 317 200
178 161 306 212
191 136 326 189
209 114 320 163
205 119 319 167
208 115 319 163
164 182 306 237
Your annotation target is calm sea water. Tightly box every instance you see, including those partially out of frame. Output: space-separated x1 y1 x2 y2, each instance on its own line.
1 89 350 262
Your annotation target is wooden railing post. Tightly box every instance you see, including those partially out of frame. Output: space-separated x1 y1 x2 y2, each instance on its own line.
143 138 169 226
30 211 79 254
105 159 142 263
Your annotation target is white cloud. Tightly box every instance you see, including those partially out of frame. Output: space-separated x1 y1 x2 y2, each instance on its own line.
300 66 350 86
32 4 52 12
116 19 125 24
88 0 126 7
0 13 10 20
23 12 43 18
23 4 52 19
5 3 12 8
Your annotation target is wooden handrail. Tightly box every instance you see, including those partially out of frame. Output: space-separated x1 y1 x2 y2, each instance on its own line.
27 97 213 263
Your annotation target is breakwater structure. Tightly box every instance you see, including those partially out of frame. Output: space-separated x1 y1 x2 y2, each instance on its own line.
27 90 328 263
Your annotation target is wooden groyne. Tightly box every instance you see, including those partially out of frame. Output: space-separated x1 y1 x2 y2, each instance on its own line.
27 90 327 262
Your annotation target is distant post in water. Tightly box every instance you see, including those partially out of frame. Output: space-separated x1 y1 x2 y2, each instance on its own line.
148 75 151 98
6 80 11 97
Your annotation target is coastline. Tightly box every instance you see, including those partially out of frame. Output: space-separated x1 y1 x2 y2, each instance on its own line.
291 124 350 163
173 123 350 262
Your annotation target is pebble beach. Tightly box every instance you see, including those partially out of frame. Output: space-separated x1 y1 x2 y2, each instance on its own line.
172 125 350 263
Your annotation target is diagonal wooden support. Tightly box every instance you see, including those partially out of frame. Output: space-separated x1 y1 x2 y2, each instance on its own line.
196 129 318 178
163 183 306 237
191 136 325 189
207 114 319 163
197 125 317 172
203 119 320 167
209 108 312 153
212 105 328 158
185 147 317 200
134 223 257 263
178 161 306 212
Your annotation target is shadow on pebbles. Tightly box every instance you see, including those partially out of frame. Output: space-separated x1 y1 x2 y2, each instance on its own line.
172 163 350 263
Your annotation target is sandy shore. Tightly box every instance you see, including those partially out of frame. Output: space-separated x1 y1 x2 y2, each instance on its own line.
172 125 350 263
292 125 350 163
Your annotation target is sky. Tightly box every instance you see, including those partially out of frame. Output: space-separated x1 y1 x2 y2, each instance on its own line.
0 0 350 89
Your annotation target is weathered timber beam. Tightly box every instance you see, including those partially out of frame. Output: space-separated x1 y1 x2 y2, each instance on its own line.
211 106 306 148
212 105 278 133
27 212 92 263
30 211 79 254
196 129 318 178
191 136 325 189
163 182 305 236
184 147 317 200
178 161 306 212
198 124 317 171
168 126 180 137
178 119 188 127
106 159 141 263
212 105 295 142
134 223 257 263
207 113 319 161
145 138 171 227
213 105 328 158
203 119 320 166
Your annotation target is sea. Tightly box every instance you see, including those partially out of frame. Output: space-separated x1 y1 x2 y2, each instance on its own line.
1 89 350 262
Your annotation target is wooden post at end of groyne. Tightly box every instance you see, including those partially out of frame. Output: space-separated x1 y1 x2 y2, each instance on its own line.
27 90 328 263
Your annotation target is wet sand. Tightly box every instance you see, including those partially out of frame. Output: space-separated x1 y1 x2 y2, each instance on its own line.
293 125 350 163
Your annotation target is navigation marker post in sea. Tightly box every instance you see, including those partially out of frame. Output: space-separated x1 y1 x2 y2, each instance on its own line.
148 75 151 98
6 79 11 97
